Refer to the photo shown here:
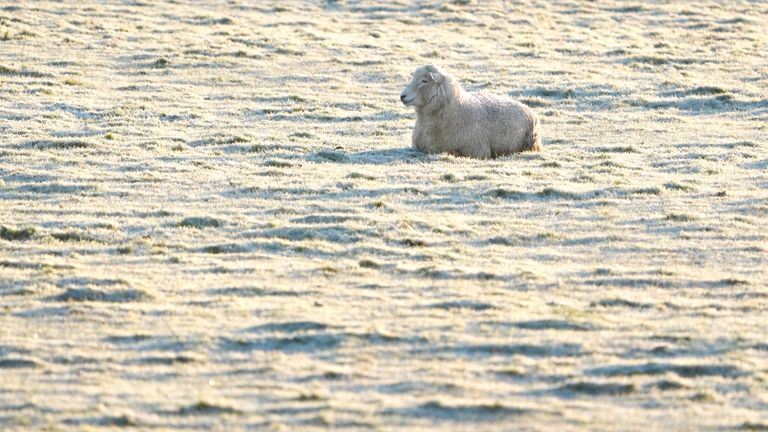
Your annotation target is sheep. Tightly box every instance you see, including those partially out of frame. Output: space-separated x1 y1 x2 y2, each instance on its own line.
400 65 541 159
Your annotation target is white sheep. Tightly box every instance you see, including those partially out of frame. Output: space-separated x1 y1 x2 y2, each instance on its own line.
400 65 541 158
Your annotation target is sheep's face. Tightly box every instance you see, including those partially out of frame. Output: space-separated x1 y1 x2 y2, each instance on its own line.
400 66 443 108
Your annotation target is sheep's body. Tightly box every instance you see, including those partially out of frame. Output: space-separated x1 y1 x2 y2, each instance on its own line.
401 65 540 158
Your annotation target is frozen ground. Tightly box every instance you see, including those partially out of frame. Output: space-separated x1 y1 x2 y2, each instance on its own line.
1 0 767 430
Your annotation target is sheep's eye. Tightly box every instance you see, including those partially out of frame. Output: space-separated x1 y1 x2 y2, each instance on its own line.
420 78 428 84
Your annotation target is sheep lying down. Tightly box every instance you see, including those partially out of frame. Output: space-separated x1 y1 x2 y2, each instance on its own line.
400 65 540 159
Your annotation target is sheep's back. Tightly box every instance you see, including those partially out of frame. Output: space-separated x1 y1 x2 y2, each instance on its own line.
469 92 532 122
462 92 535 153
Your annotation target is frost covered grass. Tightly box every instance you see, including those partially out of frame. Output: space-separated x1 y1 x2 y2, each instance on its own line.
1 1 767 431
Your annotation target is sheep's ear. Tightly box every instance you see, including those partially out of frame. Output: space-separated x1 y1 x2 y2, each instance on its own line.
429 72 444 83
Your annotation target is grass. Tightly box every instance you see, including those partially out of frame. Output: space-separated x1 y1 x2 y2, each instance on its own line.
223 136 249 144
1 2 765 430
101 415 138 427
536 187 582 200
297 392 326 402
358 259 381 269
532 88 574 98
52 288 148 303
0 65 45 77
595 146 637 153
559 382 636 395
0 358 42 369
664 182 695 192
347 172 377 180
486 188 525 199
0 226 36 241
151 58 171 68
201 244 248 254
739 422 768 431
176 400 242 415
721 277 749 286
116 245 134 255
313 150 348 162
626 55 669 65
517 97 551 108
629 187 663 195
51 231 98 242
687 86 728 95
263 160 292 168
665 213 697 222
177 216 223 229
247 144 267 152
26 139 89 149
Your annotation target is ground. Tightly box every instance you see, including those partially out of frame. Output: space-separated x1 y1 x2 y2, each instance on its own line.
1 0 767 430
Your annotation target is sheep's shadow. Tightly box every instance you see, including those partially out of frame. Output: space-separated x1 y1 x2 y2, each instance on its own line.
311 147 544 165
328 147 436 164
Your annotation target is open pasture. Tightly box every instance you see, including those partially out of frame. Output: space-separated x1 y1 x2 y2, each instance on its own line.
1 1 767 430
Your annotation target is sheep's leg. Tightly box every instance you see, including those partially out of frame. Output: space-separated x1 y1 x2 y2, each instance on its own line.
412 127 437 154
459 144 492 159
525 117 542 151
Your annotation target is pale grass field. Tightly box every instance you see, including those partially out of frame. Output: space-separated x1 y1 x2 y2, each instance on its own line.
1 1 767 430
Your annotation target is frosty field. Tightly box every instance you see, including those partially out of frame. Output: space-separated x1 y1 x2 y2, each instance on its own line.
1 0 767 430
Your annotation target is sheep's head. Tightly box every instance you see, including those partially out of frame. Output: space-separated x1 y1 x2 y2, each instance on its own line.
400 65 445 108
